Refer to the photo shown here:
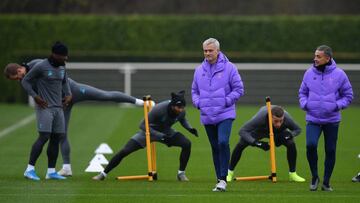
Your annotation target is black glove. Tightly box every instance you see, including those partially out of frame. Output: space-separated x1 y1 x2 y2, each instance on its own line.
189 128 199 137
160 135 172 147
253 141 270 151
161 135 171 143
283 130 293 141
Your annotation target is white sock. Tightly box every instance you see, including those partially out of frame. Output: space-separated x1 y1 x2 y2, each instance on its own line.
178 170 185 175
228 169 233 173
26 164 35 172
47 168 56 174
135 99 144 106
62 164 71 170
101 171 107 177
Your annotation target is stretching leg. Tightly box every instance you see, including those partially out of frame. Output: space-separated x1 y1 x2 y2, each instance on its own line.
104 139 142 174
229 139 249 171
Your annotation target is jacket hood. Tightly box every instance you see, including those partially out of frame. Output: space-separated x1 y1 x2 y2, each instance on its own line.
311 59 337 74
201 51 229 73
216 52 229 64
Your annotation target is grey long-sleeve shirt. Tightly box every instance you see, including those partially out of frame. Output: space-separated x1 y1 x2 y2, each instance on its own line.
24 59 137 105
21 59 71 108
25 59 43 69
139 100 193 140
239 106 301 144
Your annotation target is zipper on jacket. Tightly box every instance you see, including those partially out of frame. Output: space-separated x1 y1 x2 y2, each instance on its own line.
320 72 324 119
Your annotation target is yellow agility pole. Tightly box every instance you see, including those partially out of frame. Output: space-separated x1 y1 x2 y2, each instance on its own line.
266 96 277 182
116 175 149 180
234 96 277 182
150 142 157 180
117 95 156 181
147 99 157 180
143 95 154 181
235 175 269 181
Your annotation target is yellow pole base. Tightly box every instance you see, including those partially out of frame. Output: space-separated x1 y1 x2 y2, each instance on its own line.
235 175 270 181
117 175 150 180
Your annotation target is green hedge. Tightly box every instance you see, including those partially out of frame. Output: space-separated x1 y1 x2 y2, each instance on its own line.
2 15 360 56
1 15 360 102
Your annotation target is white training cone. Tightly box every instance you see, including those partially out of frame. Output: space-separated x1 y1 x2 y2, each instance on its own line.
85 162 104 172
90 154 109 165
95 143 113 154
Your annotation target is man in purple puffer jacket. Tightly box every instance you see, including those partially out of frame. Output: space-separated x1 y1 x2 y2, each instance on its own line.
299 45 353 192
192 38 244 192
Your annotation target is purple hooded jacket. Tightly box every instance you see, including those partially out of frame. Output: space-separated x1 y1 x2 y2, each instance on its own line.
191 52 244 125
298 59 353 124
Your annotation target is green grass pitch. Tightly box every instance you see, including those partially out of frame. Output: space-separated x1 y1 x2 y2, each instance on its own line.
0 104 359 203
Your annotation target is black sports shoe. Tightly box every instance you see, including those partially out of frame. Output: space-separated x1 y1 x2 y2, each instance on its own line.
92 173 105 181
352 172 360 182
177 172 189 181
321 184 333 191
310 177 319 191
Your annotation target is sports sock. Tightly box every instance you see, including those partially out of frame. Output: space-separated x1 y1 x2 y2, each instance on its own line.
135 99 144 106
47 168 56 174
26 164 35 172
62 164 71 170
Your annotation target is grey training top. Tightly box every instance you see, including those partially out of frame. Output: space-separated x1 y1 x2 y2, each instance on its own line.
26 59 43 69
239 106 301 144
22 59 71 108
24 59 137 105
139 100 193 140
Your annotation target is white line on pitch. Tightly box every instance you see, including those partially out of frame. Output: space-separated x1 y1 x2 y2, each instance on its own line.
0 114 35 139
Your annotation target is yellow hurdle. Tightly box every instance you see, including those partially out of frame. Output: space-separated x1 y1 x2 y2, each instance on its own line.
234 96 277 182
151 142 157 180
235 175 269 181
116 175 149 180
117 95 157 181
266 96 277 182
